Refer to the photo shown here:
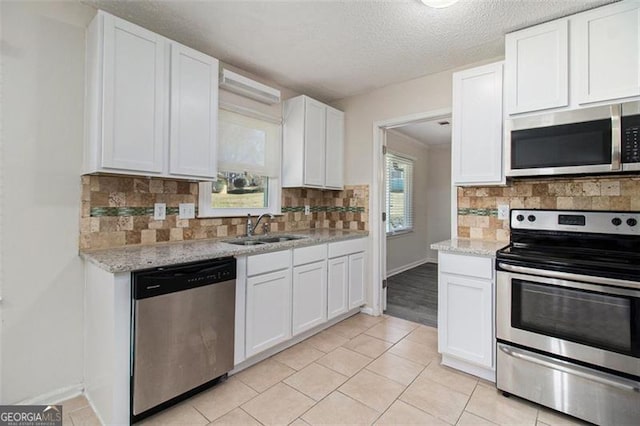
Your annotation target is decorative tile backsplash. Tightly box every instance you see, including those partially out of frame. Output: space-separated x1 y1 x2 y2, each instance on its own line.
458 175 640 242
80 175 368 250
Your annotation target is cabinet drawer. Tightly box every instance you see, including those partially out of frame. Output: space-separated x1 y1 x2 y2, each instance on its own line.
247 250 291 276
439 252 493 280
293 244 327 266
328 238 366 258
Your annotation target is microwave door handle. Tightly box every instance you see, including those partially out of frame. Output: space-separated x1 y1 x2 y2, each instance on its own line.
611 104 622 171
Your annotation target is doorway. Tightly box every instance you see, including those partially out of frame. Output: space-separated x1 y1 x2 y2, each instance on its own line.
371 109 456 327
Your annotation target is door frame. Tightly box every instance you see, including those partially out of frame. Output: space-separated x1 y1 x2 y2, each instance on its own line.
371 108 456 315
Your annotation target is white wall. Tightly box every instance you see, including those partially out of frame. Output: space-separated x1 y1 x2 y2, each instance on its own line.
385 131 429 275
1 0 95 403
426 145 452 262
332 57 500 308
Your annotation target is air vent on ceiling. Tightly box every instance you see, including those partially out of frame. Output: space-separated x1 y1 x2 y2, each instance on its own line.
219 68 281 105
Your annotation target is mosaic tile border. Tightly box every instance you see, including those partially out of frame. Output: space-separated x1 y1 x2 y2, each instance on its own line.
90 205 365 217
458 208 498 217
91 207 198 217
282 206 365 213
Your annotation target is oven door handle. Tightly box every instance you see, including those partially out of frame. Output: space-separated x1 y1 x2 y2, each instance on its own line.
497 263 640 291
499 344 640 392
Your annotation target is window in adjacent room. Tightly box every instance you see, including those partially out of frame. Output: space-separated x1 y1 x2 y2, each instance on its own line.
198 106 281 217
385 152 414 234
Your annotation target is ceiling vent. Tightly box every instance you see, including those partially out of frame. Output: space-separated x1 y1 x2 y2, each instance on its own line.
219 68 281 105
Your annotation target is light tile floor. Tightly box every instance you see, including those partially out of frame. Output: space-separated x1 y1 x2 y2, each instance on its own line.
62 314 588 425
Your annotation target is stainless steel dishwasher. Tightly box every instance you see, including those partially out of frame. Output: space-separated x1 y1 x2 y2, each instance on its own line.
131 257 236 422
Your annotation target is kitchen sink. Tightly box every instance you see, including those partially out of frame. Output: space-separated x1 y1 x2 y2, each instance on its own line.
224 235 308 246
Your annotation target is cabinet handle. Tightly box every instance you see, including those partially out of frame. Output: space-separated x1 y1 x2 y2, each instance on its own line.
611 104 622 171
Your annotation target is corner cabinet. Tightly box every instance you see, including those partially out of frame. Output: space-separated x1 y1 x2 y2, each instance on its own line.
84 11 219 180
451 62 504 186
437 251 495 382
283 95 344 189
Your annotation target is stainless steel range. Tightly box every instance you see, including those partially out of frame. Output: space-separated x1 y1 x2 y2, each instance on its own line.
496 209 640 425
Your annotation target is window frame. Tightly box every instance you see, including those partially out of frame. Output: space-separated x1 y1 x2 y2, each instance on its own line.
198 103 282 218
385 151 414 236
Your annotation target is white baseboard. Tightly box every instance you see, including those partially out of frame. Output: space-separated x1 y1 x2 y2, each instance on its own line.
386 257 432 278
359 306 380 316
426 257 438 264
17 383 83 405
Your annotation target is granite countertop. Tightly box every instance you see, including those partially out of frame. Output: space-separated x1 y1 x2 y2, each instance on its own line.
81 229 369 273
430 238 507 257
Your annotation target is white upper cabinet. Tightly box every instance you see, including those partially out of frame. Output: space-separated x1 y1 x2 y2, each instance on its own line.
325 106 345 189
303 97 326 187
504 1 640 116
283 95 345 189
574 1 640 105
84 11 219 180
505 19 569 115
169 42 218 178
452 62 504 186
97 13 166 173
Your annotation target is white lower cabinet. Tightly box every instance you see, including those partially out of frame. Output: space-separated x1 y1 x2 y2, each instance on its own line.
348 252 365 309
437 251 495 382
292 260 327 335
239 237 367 360
245 268 292 358
327 256 349 319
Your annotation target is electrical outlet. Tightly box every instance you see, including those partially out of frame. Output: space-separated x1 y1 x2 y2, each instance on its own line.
497 204 510 220
179 203 195 219
153 203 166 220
304 205 310 215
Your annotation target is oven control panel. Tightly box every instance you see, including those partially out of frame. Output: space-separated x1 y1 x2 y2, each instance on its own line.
511 210 640 235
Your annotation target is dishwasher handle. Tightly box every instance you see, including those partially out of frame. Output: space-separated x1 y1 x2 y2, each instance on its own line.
133 257 236 299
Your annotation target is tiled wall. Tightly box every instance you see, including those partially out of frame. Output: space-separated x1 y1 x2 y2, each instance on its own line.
80 175 368 250
458 175 640 242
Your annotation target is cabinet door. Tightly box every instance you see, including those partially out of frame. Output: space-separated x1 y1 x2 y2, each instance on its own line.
348 252 365 309
325 107 344 189
452 62 504 185
245 269 292 357
327 256 348 319
505 19 569 114
169 43 219 178
438 273 493 369
574 1 640 104
303 97 326 187
292 261 327 335
102 14 166 173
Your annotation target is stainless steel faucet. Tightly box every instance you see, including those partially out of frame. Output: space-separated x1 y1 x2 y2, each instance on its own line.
246 213 274 236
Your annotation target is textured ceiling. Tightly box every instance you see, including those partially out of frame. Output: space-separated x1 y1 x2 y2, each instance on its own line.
394 118 452 146
83 0 615 102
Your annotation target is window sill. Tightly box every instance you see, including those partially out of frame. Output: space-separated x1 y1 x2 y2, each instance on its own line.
386 229 414 239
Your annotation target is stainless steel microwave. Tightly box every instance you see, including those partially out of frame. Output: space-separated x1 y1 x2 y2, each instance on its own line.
505 101 640 177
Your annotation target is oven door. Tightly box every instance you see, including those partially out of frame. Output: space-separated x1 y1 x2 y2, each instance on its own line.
496 268 640 377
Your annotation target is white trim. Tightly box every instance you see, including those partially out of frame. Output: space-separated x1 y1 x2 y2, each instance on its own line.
218 101 282 125
386 129 431 150
386 257 432 278
359 306 377 316
16 383 83 405
426 256 438 264
442 353 495 382
372 108 452 317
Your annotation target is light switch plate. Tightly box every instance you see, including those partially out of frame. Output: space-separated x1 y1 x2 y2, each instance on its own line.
153 203 166 220
304 205 310 215
179 203 195 219
497 204 510 220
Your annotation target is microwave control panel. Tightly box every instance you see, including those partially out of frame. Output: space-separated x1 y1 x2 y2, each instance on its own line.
622 114 640 163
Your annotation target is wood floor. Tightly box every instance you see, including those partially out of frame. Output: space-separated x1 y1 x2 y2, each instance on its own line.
385 262 438 327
